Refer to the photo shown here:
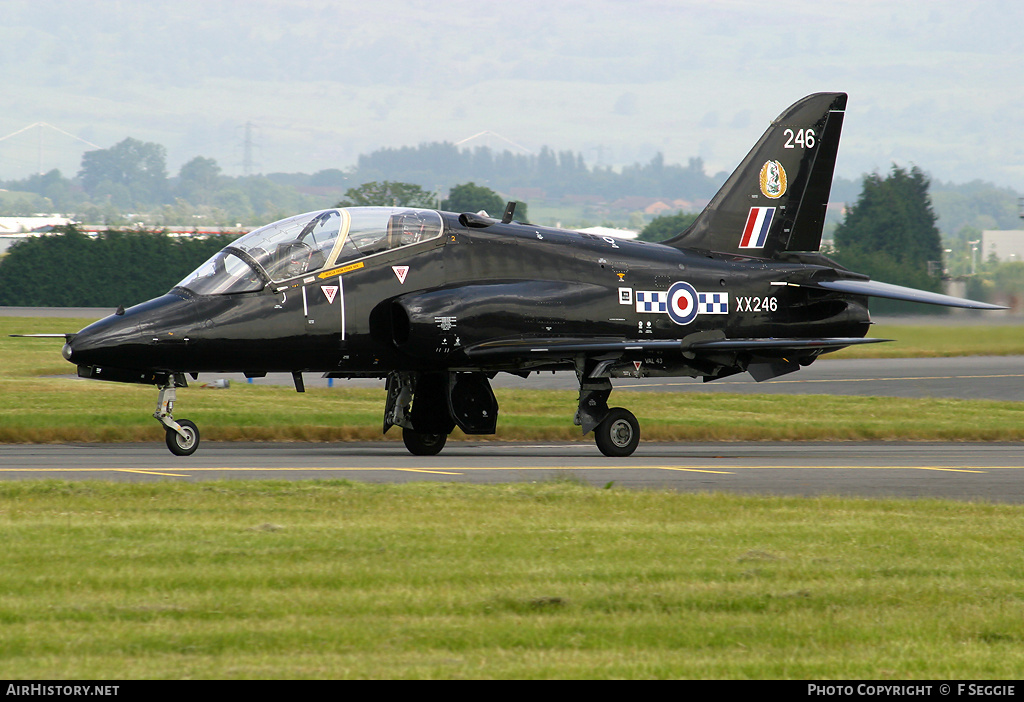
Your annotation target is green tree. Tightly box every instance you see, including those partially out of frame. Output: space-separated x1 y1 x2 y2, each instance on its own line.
833 165 944 294
0 226 233 306
931 180 1021 236
78 137 169 207
336 181 436 208
442 182 528 221
638 211 699 242
176 156 222 206
442 182 503 215
309 168 348 187
0 169 78 211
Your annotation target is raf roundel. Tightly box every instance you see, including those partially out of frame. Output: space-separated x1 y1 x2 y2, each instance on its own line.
666 281 699 325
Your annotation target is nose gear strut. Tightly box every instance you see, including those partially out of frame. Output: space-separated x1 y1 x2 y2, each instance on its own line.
154 377 200 456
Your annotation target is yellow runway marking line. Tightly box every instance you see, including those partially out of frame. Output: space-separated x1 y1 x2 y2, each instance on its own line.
657 467 736 474
114 469 192 477
395 468 463 475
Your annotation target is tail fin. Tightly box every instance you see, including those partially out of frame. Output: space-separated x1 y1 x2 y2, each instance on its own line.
664 92 846 259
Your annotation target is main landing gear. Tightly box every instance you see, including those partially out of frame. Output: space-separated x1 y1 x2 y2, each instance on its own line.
402 428 447 456
384 371 483 457
155 381 200 456
593 407 641 458
575 375 641 457
384 369 643 458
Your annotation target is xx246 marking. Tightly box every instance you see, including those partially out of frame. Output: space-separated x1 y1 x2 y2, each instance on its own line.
735 296 778 313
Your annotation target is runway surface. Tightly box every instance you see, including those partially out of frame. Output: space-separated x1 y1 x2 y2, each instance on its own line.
2 441 1023 503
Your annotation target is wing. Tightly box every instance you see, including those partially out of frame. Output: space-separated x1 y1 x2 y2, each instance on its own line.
461 333 888 383
461 335 888 360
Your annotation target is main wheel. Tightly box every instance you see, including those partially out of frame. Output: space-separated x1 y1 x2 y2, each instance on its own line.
402 428 447 456
165 419 200 456
594 407 640 457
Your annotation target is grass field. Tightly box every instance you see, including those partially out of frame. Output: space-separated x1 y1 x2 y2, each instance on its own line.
831 322 1024 359
2 480 1024 679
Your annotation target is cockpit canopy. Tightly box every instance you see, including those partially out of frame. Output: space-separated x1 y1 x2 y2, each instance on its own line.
175 207 443 296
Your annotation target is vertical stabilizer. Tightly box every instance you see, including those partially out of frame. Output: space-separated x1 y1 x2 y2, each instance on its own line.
664 93 846 259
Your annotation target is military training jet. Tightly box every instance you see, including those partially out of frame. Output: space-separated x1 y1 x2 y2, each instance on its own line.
53 93 1002 457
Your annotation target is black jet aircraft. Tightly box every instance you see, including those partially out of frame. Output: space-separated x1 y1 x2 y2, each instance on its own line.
54 93 1002 457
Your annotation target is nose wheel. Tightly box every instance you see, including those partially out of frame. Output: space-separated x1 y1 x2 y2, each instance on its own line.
155 382 201 456
165 418 200 456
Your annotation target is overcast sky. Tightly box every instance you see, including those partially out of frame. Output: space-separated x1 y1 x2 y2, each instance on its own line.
2 0 1022 190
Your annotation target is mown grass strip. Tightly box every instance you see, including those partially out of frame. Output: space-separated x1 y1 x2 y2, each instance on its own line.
830 322 1024 358
1 480 1023 679
3 378 1024 443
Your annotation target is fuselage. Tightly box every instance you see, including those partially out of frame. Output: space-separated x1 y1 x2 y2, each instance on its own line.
65 207 871 381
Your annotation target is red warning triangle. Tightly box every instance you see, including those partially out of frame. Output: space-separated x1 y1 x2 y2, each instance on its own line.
392 266 410 284
321 285 338 304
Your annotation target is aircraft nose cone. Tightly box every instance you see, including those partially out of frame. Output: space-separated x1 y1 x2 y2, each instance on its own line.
66 313 144 368
66 293 197 372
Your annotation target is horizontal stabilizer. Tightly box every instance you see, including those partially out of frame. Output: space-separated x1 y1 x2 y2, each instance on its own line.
811 279 1005 310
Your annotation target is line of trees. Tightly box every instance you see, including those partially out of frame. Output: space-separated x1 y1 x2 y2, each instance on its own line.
2 135 1020 245
0 227 232 307
0 139 328 226
0 138 722 225
350 143 721 200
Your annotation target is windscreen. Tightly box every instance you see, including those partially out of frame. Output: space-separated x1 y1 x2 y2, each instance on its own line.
175 250 265 295
233 209 343 280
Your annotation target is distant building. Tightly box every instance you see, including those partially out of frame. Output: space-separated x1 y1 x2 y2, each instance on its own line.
0 216 74 234
0 218 251 256
981 230 1024 263
0 216 76 254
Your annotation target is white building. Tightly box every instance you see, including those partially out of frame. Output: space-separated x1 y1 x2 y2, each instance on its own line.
0 216 76 254
981 230 1024 263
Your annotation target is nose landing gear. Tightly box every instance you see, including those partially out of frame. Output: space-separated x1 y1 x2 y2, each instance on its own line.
155 382 200 456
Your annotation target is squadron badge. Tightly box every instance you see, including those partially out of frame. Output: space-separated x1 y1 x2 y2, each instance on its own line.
759 160 787 199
